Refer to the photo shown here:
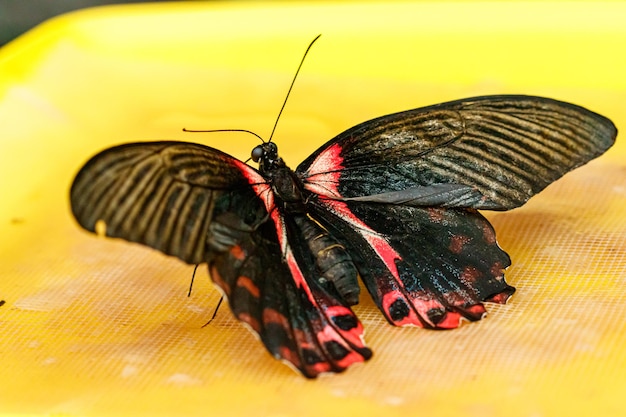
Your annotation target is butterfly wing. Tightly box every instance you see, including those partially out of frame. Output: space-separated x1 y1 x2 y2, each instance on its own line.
209 211 372 377
297 95 615 328
308 199 514 328
298 95 616 210
71 141 264 264
70 141 370 377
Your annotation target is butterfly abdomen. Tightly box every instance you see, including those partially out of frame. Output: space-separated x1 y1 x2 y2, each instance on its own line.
293 215 360 305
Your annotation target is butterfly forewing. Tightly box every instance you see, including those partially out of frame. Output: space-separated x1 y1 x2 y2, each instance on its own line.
70 141 257 264
297 95 616 210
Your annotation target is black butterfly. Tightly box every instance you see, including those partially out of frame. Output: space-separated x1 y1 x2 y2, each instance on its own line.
70 42 616 378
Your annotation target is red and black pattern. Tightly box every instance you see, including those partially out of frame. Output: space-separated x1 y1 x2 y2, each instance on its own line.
208 214 371 377
70 95 616 377
309 200 514 329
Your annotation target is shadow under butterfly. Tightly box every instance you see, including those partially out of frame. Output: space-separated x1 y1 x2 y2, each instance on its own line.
70 36 617 378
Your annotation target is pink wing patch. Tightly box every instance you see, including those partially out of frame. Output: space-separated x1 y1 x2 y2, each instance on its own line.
303 146 440 327
301 143 344 199
302 144 402 278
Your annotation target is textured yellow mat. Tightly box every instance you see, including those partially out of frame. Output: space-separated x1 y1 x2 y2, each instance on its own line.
1 2 625 416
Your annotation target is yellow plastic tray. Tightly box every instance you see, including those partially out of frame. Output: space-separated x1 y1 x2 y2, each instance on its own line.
1 2 625 416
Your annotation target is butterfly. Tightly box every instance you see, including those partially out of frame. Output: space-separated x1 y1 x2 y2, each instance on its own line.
70 39 616 378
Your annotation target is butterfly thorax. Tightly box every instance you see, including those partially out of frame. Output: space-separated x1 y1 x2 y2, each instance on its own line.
253 142 306 213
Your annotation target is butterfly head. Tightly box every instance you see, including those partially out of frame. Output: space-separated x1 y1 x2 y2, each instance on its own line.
251 142 283 172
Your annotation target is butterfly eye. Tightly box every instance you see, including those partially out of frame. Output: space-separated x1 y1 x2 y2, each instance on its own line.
251 145 264 162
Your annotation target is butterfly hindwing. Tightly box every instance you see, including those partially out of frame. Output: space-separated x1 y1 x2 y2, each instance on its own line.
207 194 371 377
309 197 514 329
298 95 616 210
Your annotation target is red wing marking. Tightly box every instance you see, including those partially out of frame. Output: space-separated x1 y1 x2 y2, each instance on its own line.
485 285 515 304
460 266 481 286
302 143 343 198
303 145 439 328
491 261 506 279
449 235 472 254
428 208 446 222
310 362 332 375
482 222 497 244
278 346 302 370
382 288 480 329
334 351 369 370
281 245 368 360
435 312 463 329
323 306 365 346
302 147 495 330
465 304 487 318
303 144 402 279
302 148 486 330
381 291 422 327
238 312 261 333
263 307 291 328
229 244 246 261
402 293 444 327
233 161 274 210
233 161 328 304
236 276 261 298
316 198 402 281
209 264 231 294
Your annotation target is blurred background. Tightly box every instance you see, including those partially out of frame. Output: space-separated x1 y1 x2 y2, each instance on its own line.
0 0 171 45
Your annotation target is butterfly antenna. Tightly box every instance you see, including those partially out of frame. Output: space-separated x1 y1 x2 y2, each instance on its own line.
183 35 320 144
267 34 321 143
182 128 265 143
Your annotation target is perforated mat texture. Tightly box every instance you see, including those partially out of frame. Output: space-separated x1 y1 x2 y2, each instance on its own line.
0 2 625 416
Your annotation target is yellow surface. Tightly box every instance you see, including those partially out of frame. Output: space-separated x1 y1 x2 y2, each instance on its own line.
1 2 625 416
